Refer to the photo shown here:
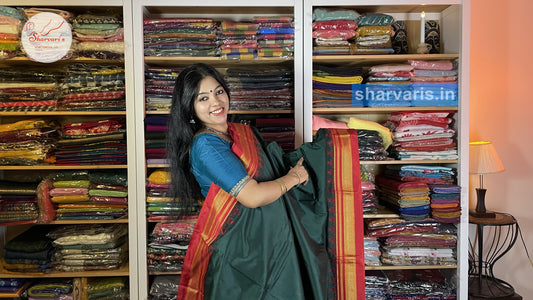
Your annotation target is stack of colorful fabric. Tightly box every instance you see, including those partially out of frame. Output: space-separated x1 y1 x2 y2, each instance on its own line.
383 165 455 185
145 115 168 165
0 118 59 166
409 59 458 84
353 13 394 54
147 221 195 273
0 278 28 296
219 20 258 60
384 111 458 160
44 170 127 220
312 64 363 108
59 63 126 111
1 226 54 274
366 63 413 84
145 67 180 112
361 167 378 213
225 67 294 111
72 13 124 60
87 277 129 300
376 175 430 220
429 183 461 223
254 118 294 152
364 237 381 266
365 270 389 300
0 6 23 59
0 180 40 225
312 7 359 55
24 280 73 299
85 171 128 220
254 16 294 58
146 169 186 221
356 130 390 161
0 68 61 112
149 275 180 300
47 224 128 272
366 218 457 267
384 269 457 299
54 118 127 165
143 17 218 57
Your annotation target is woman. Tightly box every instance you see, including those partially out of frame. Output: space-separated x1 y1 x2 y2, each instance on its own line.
168 63 365 300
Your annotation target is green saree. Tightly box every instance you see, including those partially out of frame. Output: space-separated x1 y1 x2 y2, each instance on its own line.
178 123 365 299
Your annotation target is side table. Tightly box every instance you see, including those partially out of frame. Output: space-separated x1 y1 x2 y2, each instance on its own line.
468 212 518 298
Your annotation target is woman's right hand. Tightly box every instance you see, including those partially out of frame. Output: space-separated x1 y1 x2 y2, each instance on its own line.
288 157 309 185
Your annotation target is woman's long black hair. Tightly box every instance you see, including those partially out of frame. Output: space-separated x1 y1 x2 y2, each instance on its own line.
166 63 230 215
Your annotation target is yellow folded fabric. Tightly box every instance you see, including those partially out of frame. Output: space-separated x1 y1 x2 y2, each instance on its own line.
312 75 363 84
148 169 171 185
345 116 393 149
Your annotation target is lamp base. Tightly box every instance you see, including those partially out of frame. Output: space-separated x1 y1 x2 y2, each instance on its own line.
469 209 496 218
471 188 496 218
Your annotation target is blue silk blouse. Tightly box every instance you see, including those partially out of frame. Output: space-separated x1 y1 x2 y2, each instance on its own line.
190 133 250 198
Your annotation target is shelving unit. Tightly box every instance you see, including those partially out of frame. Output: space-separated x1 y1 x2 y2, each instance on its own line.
304 1 470 299
0 1 137 299
131 1 303 298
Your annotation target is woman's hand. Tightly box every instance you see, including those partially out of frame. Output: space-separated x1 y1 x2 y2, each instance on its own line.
288 157 309 185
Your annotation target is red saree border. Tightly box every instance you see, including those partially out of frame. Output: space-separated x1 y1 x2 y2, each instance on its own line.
177 123 259 300
329 129 365 300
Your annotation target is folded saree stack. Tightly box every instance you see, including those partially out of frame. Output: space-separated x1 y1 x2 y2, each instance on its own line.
428 183 461 223
254 16 294 58
87 277 129 300
149 276 180 300
366 218 457 267
54 118 126 165
145 115 168 165
0 180 40 225
0 68 62 112
41 170 127 220
312 7 359 55
0 6 23 59
148 221 195 273
366 63 414 84
47 224 128 272
1 226 54 274
365 270 389 299
0 118 59 165
353 13 395 55
25 280 73 299
361 166 378 214
72 13 124 60
143 17 218 57
145 67 180 112
312 64 363 108
225 67 294 111
384 269 457 299
220 20 258 60
59 63 126 111
254 118 294 151
384 111 458 160
376 175 431 220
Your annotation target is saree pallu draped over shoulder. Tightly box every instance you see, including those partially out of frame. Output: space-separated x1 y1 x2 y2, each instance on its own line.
178 123 365 300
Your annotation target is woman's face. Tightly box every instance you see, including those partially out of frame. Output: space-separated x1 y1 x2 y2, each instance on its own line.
193 76 229 131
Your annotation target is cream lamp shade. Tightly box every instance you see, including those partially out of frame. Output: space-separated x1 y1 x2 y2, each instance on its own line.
469 141 505 175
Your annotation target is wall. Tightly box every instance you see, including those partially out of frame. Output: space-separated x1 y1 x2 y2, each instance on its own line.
470 0 533 296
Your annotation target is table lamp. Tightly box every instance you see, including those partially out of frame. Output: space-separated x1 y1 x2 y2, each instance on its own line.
469 141 505 218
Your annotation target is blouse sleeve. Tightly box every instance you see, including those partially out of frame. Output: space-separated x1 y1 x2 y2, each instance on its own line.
190 133 251 198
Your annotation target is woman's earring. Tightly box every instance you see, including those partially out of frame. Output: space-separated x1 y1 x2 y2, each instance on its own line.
189 119 195 124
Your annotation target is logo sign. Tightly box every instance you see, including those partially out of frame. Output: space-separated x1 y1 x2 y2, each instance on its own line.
21 12 72 63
